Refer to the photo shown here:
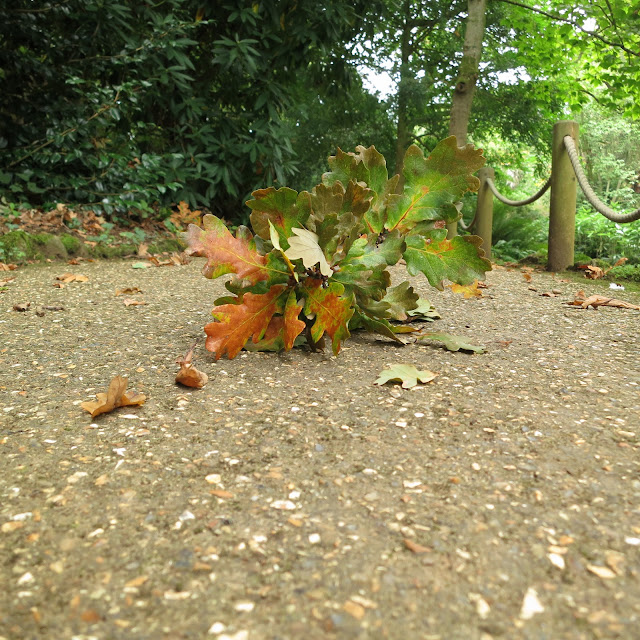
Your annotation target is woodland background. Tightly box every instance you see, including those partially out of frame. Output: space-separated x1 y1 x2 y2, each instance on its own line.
1 0 639 268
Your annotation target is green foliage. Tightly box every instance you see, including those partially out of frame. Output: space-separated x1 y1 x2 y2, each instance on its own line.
575 206 640 264
577 104 640 210
483 201 547 263
184 138 491 359
608 264 640 282
0 1 368 221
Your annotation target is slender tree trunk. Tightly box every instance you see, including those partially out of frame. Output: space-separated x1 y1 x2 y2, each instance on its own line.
394 0 412 176
448 0 487 145
447 0 487 237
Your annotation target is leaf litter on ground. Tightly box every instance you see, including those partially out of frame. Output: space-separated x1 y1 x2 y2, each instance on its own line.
175 342 209 389
568 290 640 311
416 332 485 353
80 375 146 418
375 364 437 389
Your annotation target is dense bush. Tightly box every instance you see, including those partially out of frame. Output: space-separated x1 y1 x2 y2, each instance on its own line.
575 206 640 264
0 1 368 222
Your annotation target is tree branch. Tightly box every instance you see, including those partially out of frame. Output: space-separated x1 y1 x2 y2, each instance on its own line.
497 0 639 58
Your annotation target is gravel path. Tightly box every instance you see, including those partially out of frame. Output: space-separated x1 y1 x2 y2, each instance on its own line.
1 259 639 640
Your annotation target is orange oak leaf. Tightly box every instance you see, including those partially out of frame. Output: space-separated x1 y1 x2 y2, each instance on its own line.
175 342 209 388
184 214 269 284
301 279 354 355
204 285 288 359
80 376 146 418
283 290 306 350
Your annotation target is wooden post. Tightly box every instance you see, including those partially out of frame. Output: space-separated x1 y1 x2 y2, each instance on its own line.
475 167 494 260
548 121 579 271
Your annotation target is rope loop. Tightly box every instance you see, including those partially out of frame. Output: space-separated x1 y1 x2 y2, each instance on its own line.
563 135 640 224
486 176 551 207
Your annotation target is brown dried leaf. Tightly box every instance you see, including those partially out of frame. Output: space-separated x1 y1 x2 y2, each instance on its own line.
13 302 30 312
175 343 208 388
137 243 150 257
80 609 102 623
55 273 88 283
581 265 605 279
122 298 147 307
80 376 146 418
403 538 432 554
522 272 532 282
115 287 142 296
0 263 18 271
210 489 234 499
343 600 366 620
568 293 640 311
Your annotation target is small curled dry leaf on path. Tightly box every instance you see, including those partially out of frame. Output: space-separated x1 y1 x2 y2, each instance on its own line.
568 290 640 311
1 262 18 271
55 273 89 283
122 298 147 307
175 342 209 388
80 375 146 418
115 287 143 296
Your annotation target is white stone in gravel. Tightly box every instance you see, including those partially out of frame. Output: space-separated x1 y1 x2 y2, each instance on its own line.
520 587 544 620
548 553 565 570
208 622 226 634
271 500 296 510
17 572 34 585
234 601 255 612
219 632 248 640
469 593 490 619
205 474 222 485
309 533 321 544
624 537 640 546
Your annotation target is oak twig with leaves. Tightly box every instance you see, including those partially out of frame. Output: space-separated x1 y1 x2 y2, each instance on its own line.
184 137 491 359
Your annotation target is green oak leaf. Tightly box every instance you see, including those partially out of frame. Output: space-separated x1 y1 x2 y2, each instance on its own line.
374 364 437 389
247 187 312 248
404 229 491 290
332 262 391 304
343 230 405 270
385 137 485 234
407 298 440 322
381 282 419 321
350 309 403 343
322 145 398 234
417 332 485 353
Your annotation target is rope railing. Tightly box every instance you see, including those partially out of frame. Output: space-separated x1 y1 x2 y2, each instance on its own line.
485 176 551 207
458 176 551 230
459 121 639 269
563 135 640 224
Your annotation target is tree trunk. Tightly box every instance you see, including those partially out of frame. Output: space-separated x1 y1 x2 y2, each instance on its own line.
394 0 412 177
448 0 487 145
447 0 487 236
